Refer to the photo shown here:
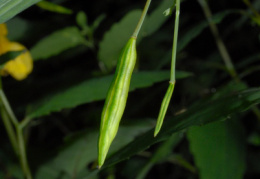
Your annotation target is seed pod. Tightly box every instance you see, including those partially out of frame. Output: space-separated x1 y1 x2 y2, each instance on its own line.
154 81 175 137
98 37 137 168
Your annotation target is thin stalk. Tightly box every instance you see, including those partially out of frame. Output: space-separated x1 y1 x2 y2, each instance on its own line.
0 77 32 178
17 126 32 179
170 0 180 83
197 0 238 80
0 77 19 154
154 0 181 137
168 154 197 174
243 0 260 18
132 0 152 38
0 90 19 126
20 117 32 129
0 105 19 155
198 0 260 122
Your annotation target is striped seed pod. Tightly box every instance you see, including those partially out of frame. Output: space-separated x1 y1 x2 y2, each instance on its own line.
154 81 175 137
98 37 137 168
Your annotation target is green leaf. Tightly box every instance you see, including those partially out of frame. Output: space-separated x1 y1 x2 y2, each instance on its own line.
98 10 142 70
35 121 152 179
0 0 42 23
97 87 260 171
30 26 85 60
27 71 191 119
76 11 88 30
91 14 105 32
187 120 246 179
36 1 73 14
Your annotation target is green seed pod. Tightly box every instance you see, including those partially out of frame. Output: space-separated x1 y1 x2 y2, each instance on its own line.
98 37 137 168
154 81 175 137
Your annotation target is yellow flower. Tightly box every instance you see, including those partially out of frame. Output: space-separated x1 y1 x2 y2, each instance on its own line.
0 24 7 36
0 24 33 80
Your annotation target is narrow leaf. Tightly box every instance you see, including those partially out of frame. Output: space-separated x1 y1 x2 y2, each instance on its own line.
98 88 260 171
0 0 42 23
36 1 73 14
0 50 25 67
35 122 152 178
27 71 191 119
30 26 85 60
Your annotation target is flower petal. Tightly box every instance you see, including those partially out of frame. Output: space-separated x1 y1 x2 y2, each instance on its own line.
0 24 8 36
1 42 33 80
0 37 11 55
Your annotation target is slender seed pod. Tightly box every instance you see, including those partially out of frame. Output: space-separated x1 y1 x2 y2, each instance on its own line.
98 37 137 168
154 81 175 137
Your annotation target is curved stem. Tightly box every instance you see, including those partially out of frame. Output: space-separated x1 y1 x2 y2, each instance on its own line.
198 0 260 122
17 126 32 179
0 90 19 126
132 0 152 38
0 105 19 155
0 77 32 178
197 0 238 80
170 0 180 82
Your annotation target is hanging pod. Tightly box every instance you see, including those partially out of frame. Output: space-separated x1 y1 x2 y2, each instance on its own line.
98 37 137 168
154 0 180 137
154 81 175 137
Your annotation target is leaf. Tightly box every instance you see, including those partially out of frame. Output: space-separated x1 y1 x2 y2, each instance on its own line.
0 50 25 67
27 70 191 119
163 0 176 17
98 10 142 70
30 26 85 60
76 11 88 30
187 120 246 179
91 14 106 32
36 1 73 14
35 121 152 179
96 87 260 172
0 0 42 23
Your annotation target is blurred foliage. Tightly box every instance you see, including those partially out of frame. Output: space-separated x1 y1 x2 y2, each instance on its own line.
0 0 260 179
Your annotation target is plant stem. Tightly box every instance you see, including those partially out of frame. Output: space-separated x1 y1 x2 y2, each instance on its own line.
17 126 32 179
132 0 152 38
0 77 32 178
20 117 32 129
0 105 19 155
197 0 238 81
170 0 180 83
243 0 260 18
0 90 19 126
198 0 260 122
0 77 18 154
168 154 197 174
